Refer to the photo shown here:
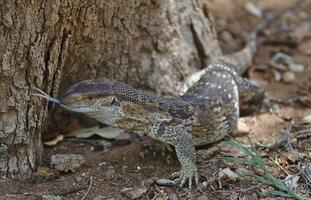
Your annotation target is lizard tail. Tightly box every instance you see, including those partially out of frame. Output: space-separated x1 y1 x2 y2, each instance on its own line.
212 0 303 75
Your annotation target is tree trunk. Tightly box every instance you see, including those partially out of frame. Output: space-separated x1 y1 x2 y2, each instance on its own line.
0 0 221 178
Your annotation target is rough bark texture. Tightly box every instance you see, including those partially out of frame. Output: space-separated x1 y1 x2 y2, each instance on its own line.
0 0 220 178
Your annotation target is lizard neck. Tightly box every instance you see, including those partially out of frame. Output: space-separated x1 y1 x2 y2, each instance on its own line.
82 81 175 131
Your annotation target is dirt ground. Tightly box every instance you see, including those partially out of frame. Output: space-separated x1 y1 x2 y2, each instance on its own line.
1 0 311 199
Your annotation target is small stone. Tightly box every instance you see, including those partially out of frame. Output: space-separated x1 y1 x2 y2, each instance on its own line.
283 71 296 83
99 166 116 178
122 187 147 199
156 178 175 186
244 2 262 18
75 176 82 182
171 193 178 200
219 168 239 180
50 154 85 173
41 195 62 200
289 63 305 73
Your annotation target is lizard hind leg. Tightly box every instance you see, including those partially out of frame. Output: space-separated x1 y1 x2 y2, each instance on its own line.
236 77 266 116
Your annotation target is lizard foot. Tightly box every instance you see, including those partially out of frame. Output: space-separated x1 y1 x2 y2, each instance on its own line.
172 168 199 189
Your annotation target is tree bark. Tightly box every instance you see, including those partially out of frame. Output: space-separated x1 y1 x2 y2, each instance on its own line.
0 0 221 178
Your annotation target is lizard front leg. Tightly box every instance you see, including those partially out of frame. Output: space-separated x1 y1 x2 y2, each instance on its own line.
171 132 198 188
149 121 199 188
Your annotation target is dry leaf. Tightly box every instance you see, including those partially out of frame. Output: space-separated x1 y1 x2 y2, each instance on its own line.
43 134 64 146
66 126 123 139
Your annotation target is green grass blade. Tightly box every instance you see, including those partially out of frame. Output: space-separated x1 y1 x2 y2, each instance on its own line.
227 139 309 200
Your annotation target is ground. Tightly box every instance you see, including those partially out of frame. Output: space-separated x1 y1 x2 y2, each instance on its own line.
1 0 311 199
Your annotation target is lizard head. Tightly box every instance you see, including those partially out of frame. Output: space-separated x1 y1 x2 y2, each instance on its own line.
32 78 118 113
59 78 117 113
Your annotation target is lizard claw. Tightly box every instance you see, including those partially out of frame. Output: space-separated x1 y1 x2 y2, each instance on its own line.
172 168 199 189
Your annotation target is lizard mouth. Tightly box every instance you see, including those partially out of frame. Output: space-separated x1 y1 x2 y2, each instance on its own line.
32 87 92 112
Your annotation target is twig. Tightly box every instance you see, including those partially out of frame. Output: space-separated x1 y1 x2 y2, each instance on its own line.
296 132 311 140
51 186 87 196
271 157 290 176
81 176 93 200
212 183 263 193
198 186 210 196
151 193 159 200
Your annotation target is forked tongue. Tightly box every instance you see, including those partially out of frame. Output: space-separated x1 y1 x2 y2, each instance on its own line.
32 87 61 104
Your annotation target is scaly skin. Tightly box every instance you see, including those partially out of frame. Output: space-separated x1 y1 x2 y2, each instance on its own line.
34 1 301 188
56 60 264 189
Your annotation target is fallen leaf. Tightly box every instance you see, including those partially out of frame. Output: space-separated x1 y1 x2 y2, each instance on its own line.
66 126 123 139
43 134 64 146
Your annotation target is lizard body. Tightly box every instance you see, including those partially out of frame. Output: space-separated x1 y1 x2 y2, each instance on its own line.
34 1 301 188
58 59 263 188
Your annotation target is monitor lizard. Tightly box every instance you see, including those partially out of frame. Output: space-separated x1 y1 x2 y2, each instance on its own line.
33 1 302 189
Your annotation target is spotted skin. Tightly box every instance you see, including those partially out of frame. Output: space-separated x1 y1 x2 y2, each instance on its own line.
182 61 241 146
57 58 265 189
54 11 273 189
33 3 299 188
33 0 306 188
